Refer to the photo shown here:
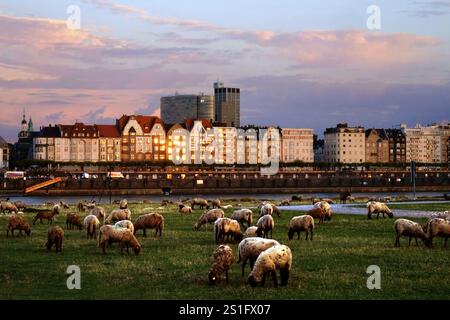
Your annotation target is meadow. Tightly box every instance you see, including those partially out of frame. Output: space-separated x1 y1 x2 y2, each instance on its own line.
1 201 449 300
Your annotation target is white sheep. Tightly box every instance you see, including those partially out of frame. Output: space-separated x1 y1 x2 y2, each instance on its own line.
194 209 225 231
83 215 100 239
394 218 429 247
98 225 141 255
237 237 280 276
115 220 135 235
425 218 450 247
244 226 258 238
313 201 332 221
105 208 131 224
288 215 314 241
256 215 275 239
208 245 234 285
367 201 393 219
247 244 292 287
214 218 243 244
259 203 273 218
230 209 253 229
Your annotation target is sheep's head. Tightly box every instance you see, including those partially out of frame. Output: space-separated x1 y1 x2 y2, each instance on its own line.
208 271 219 285
387 211 394 218
235 233 243 243
133 244 141 255
248 275 258 288
194 223 200 231
288 229 294 240
25 226 31 236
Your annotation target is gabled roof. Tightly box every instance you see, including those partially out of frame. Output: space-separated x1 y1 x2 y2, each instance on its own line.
116 115 163 134
96 125 120 138
0 136 8 147
39 126 61 138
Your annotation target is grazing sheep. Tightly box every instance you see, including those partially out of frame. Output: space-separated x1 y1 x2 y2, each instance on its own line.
214 218 243 244
272 206 282 218
83 215 100 240
6 215 31 237
256 215 275 239
307 207 326 225
194 209 225 231
394 219 429 247
339 191 351 204
231 209 253 229
237 237 280 276
430 211 450 221
321 198 335 204
119 199 128 209
244 226 258 238
178 205 193 214
208 245 234 285
77 201 86 212
66 213 83 230
191 198 210 210
105 208 131 224
59 201 70 209
98 225 141 255
222 205 233 210
33 205 60 225
46 226 64 253
114 220 134 234
367 201 393 219
425 218 450 247
211 199 221 209
133 213 164 237
259 203 274 218
288 215 314 241
13 201 27 211
248 245 292 287
279 199 290 206
311 197 320 205
313 201 332 221
1 201 19 214
90 206 106 224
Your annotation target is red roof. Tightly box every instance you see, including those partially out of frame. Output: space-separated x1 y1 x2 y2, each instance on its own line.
96 125 120 138
116 115 164 134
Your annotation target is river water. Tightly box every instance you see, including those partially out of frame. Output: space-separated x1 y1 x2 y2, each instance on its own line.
1 191 447 206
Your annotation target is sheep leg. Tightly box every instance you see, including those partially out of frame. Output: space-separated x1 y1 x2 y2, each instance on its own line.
241 260 246 277
271 271 278 287
225 270 229 283
445 237 448 248
304 231 307 241
280 267 289 286
261 273 266 287
395 236 400 247
101 242 107 254
143 228 147 237
310 228 314 241
408 237 412 246
415 238 419 246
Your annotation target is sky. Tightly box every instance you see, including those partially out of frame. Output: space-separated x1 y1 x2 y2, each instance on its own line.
0 0 449 142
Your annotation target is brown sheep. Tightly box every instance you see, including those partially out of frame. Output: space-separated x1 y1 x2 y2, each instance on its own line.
394 219 429 247
191 198 210 210
105 208 131 224
33 205 60 225
46 226 64 253
425 218 450 247
367 201 394 219
6 215 31 237
194 209 225 231
83 215 100 240
307 207 326 225
211 199 221 209
288 215 314 241
313 201 332 221
208 245 234 285
119 199 128 209
1 201 19 214
133 213 164 237
178 205 193 214
90 206 106 224
214 218 243 244
230 209 253 229
13 201 27 211
98 225 141 255
66 213 83 230
256 215 275 239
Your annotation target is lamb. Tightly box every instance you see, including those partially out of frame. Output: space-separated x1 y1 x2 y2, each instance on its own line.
288 215 314 241
247 244 292 287
256 215 275 239
83 215 100 239
237 237 280 276
244 226 258 238
1 201 19 214
230 209 253 229
46 226 64 253
306 207 326 225
6 215 31 237
394 219 429 247
98 225 141 255
211 199 221 209
208 245 234 285
33 205 60 225
425 218 450 247
90 206 106 224
178 205 193 214
194 209 225 231
214 218 243 244
259 203 273 218
367 201 394 219
313 201 332 221
191 198 210 210
133 213 164 237
115 220 134 234
105 208 131 224
66 213 83 230
119 199 128 209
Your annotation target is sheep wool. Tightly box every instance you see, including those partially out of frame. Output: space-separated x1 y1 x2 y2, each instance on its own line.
46 226 64 253
83 215 100 239
288 215 314 241
208 245 234 285
394 218 428 247
237 237 280 277
6 215 31 237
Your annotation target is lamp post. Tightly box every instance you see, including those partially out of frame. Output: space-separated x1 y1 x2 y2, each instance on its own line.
411 161 416 201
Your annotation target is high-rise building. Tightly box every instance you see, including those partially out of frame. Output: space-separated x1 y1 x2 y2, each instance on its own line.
385 129 406 163
214 82 240 127
324 123 366 163
161 94 215 124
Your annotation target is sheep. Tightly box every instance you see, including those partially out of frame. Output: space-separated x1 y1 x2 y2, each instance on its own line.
13 201 27 211
66 213 83 230
83 215 100 240
244 226 258 238
194 209 225 231
313 201 332 221
114 220 134 234
247 244 292 287
33 205 60 225
393 219 429 247
259 203 273 218
222 205 233 210
6 215 31 237
425 218 450 247
77 201 86 212
178 205 192 214
272 206 282 218
86 201 97 210
237 237 280 276
59 201 70 209
230 209 253 229
105 208 131 224
90 206 106 224
211 199 221 209
279 199 290 206
133 213 164 237
288 215 314 241
208 245 234 285
321 198 335 204
214 218 243 244
119 199 128 209
256 215 275 239
430 211 450 221
191 198 210 210
367 201 393 219
98 225 141 255
311 197 320 205
306 207 326 225
1 201 19 214
46 226 64 253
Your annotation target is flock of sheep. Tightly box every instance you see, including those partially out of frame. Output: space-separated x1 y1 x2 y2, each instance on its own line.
1 196 450 289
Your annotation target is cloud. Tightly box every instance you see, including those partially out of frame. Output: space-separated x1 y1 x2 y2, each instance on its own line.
403 0 450 17
44 112 65 123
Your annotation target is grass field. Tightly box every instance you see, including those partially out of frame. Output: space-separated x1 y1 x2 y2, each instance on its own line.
351 202 450 212
1 202 449 300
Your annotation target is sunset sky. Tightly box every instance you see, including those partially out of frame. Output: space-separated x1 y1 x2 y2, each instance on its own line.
1 0 449 142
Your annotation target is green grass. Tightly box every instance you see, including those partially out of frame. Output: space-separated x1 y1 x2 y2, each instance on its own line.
351 202 450 212
1 203 449 300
